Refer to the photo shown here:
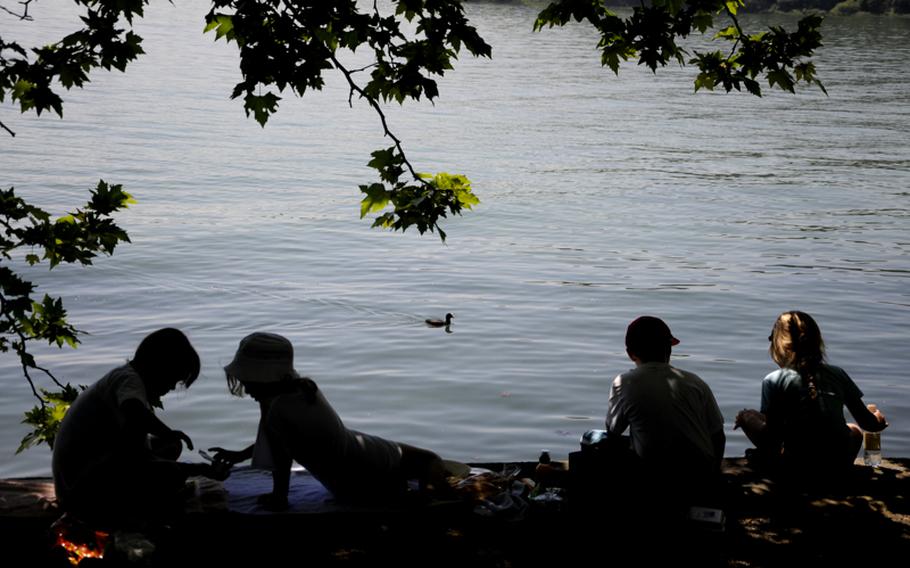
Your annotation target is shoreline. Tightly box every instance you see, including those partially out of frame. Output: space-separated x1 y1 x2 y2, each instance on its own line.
2 457 908 566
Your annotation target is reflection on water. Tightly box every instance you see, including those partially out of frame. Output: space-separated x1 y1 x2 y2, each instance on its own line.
0 4 908 476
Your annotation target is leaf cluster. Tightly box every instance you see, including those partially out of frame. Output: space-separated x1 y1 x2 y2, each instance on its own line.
2 2 140 451
360 147 478 241
205 0 490 124
0 181 132 349
0 0 148 125
17 384 84 453
0 181 132 451
534 0 826 96
204 1 490 240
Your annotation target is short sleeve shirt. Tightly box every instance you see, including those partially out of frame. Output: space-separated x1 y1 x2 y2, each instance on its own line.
52 365 150 502
607 362 724 470
760 364 863 461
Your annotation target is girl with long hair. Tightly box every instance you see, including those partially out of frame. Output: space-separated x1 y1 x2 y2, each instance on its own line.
735 311 887 470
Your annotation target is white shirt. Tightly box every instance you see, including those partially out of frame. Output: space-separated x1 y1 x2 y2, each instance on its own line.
607 362 724 468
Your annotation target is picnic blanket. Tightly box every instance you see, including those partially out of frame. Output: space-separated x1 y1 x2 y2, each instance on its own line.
223 466 386 514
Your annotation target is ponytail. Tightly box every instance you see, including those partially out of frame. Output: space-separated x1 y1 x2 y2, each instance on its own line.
770 311 826 399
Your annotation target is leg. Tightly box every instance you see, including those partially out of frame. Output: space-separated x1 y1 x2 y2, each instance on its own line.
67 455 190 525
398 443 449 492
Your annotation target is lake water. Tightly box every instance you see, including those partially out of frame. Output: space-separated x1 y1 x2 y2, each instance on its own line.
1 3 908 478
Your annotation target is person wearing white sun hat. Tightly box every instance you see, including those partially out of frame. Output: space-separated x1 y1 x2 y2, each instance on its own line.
210 332 456 510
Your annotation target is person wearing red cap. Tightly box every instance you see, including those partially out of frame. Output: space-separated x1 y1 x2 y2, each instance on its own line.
606 316 725 499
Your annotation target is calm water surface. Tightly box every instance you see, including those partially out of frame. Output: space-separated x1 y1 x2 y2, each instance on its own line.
1 3 908 477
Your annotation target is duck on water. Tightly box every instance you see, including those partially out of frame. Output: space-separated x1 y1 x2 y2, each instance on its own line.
425 313 454 328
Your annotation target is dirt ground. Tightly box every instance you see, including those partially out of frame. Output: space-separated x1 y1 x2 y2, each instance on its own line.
2 457 908 567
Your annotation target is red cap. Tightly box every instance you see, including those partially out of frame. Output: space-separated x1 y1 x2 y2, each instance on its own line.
625 316 680 351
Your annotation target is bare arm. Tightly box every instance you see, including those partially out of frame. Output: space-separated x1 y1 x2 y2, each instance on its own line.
846 399 888 433
734 409 773 448
208 444 255 465
121 398 193 451
606 375 627 434
256 448 291 512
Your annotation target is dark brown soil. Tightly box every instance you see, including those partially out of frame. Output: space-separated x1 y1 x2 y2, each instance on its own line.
3 458 908 567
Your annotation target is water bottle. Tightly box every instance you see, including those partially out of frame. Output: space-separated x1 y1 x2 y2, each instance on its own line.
534 449 553 487
863 431 881 467
538 449 551 465
531 449 564 510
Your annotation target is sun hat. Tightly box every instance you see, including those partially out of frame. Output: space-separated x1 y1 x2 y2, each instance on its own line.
224 332 297 384
625 316 680 351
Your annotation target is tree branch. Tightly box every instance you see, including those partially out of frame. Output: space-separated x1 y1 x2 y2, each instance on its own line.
725 7 745 58
329 54 427 186
0 119 15 137
279 1 453 192
29 360 66 389
0 291 44 404
349 62 377 76
0 0 34 21
20 362 44 402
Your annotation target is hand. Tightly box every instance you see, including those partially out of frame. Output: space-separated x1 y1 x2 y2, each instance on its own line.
201 461 232 482
172 430 194 451
208 447 246 466
257 492 289 512
868 404 888 428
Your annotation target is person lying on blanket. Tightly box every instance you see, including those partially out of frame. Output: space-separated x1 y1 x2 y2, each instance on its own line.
210 332 454 511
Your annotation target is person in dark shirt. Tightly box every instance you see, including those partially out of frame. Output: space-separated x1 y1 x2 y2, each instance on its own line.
735 311 887 471
53 328 226 523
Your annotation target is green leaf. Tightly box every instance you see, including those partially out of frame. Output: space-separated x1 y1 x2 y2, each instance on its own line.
743 78 762 97
694 72 717 92
371 213 395 229
359 184 390 218
767 70 795 93
692 11 714 34
243 92 281 127
12 79 35 101
794 62 816 83
430 172 480 209
204 14 235 41
367 148 395 171
17 385 84 453
714 26 739 40
725 0 744 15
17 432 39 454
